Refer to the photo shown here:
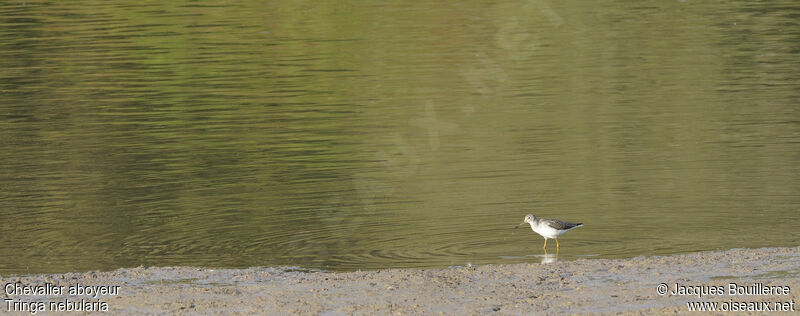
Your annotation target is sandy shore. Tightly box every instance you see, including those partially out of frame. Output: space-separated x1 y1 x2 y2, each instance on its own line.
2 247 798 315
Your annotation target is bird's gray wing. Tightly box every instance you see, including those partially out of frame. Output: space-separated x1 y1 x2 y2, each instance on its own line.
545 219 582 230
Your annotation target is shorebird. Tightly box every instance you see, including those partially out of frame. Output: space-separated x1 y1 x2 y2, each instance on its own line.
515 214 583 250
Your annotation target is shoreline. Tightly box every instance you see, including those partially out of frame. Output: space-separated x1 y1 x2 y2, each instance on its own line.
2 246 798 315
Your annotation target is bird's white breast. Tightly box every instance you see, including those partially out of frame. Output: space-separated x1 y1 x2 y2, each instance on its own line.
530 222 561 239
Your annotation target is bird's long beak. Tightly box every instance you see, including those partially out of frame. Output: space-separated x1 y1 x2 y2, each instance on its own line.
515 221 525 229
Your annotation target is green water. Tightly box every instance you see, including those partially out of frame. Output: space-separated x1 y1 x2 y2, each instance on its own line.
1 1 798 274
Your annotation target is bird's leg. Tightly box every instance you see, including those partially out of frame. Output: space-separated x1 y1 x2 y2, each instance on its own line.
543 239 547 249
556 239 560 250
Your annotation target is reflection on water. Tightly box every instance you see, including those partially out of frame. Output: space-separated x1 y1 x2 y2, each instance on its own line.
1 1 798 274
541 254 558 265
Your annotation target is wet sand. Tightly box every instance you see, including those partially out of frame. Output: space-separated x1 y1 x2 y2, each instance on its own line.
2 246 798 315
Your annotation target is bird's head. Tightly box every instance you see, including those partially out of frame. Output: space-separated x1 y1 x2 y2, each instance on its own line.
515 214 537 228
524 214 537 224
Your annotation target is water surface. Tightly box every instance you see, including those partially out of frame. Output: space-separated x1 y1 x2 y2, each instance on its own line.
1 0 798 274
